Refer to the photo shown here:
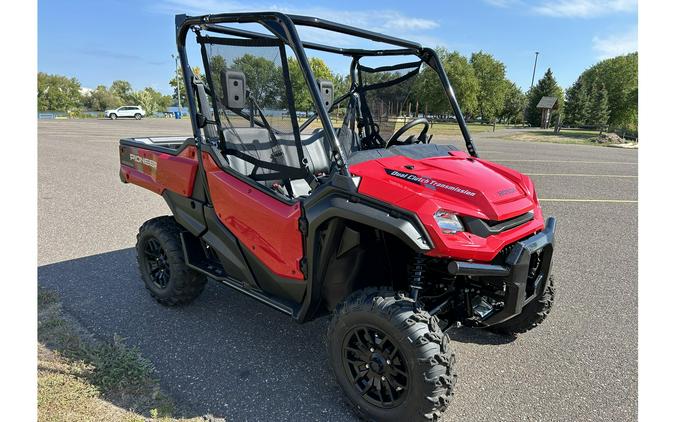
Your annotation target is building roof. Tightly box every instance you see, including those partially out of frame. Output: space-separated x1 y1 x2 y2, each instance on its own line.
536 96 558 109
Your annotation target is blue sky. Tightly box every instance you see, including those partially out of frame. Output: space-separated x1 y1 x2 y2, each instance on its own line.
38 0 637 95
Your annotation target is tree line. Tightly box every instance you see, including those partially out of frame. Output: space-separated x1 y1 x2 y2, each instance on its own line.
38 50 637 132
563 52 637 132
38 72 174 115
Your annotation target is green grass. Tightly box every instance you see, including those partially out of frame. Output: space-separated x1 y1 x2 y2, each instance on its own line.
499 128 608 145
37 288 204 422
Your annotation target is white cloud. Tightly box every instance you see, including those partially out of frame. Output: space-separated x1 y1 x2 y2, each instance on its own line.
483 0 637 18
482 0 522 7
533 0 636 18
154 0 438 33
592 27 637 59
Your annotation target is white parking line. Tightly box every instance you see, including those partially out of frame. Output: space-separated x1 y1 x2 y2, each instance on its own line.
539 198 637 203
525 173 637 178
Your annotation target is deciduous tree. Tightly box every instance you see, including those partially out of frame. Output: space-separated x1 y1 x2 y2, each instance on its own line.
470 51 508 123
110 80 134 104
499 81 526 124
37 72 83 112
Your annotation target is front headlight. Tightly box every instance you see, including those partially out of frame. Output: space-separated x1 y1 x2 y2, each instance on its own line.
434 209 464 234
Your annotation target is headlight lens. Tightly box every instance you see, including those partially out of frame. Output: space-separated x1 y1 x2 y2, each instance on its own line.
434 209 464 234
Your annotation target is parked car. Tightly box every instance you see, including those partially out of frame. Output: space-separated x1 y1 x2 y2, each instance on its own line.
105 106 145 120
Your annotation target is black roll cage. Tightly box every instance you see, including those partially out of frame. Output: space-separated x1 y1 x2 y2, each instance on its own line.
175 12 479 182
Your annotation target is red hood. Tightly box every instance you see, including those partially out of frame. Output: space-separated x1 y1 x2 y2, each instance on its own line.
350 151 536 221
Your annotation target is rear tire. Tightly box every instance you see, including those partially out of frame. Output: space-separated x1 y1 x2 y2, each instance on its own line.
134 113 142 120
136 216 206 306
489 275 555 335
327 288 457 421
110 113 117 120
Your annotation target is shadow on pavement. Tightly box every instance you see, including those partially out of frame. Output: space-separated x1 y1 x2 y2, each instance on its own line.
445 326 516 345
38 248 513 419
38 248 353 421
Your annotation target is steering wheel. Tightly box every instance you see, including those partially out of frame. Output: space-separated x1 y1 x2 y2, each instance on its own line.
385 118 431 148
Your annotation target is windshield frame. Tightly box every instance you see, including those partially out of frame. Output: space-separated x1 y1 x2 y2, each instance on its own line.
175 12 479 179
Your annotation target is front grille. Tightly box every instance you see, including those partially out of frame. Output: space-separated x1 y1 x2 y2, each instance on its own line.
463 211 534 238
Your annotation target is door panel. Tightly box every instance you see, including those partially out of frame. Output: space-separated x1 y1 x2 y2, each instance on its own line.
202 153 305 280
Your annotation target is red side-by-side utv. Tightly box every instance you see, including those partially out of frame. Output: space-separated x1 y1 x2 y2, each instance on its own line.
119 12 556 421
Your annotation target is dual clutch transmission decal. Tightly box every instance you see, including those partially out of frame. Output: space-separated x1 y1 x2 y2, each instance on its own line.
385 169 476 197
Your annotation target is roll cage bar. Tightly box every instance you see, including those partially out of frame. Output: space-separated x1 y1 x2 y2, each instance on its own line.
175 12 479 181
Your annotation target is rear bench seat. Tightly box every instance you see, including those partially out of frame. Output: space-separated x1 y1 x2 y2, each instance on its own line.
221 128 333 197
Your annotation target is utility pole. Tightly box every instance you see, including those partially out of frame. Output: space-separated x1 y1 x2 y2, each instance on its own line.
171 53 182 112
530 51 540 88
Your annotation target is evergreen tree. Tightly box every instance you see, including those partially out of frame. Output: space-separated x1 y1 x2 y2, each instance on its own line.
588 78 610 129
568 52 637 131
564 78 590 126
525 68 564 127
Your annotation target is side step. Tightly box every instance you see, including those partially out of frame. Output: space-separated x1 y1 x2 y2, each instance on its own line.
180 232 297 316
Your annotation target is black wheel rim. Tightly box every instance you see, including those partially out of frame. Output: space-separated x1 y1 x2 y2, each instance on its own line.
143 237 171 289
342 325 409 408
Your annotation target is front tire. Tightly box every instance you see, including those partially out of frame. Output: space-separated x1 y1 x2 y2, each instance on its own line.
134 113 142 120
109 113 117 120
136 216 206 306
489 275 555 335
327 288 457 421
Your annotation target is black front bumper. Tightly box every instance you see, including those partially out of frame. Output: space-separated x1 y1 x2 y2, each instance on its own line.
447 217 556 326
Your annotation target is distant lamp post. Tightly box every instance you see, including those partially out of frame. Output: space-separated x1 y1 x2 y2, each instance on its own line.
171 53 182 112
530 51 540 88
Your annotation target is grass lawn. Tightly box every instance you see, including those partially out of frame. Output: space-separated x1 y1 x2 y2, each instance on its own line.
38 288 204 422
426 122 508 140
499 128 606 145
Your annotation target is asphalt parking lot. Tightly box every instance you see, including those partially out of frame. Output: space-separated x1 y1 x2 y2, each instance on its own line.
38 119 638 421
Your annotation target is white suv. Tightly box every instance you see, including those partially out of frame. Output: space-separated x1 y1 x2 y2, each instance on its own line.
105 106 146 120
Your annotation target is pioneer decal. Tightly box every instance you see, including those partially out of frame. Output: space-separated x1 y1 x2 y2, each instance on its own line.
129 153 158 169
385 169 476 197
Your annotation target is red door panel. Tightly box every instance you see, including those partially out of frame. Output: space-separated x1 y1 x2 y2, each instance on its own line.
202 153 304 280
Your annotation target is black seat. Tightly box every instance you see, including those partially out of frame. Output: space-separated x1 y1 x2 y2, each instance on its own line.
222 127 333 197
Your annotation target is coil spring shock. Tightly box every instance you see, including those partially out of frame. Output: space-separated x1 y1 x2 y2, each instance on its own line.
408 253 426 305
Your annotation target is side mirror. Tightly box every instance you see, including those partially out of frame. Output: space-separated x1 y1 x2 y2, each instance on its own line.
317 80 333 111
221 70 247 109
196 113 207 128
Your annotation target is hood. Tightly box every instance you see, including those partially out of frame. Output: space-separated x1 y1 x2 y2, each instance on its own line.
350 151 536 221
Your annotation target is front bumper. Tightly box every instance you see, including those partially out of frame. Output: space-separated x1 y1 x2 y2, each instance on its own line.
447 217 556 326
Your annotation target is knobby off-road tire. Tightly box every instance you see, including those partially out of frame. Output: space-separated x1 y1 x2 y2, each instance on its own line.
327 287 457 421
490 275 556 335
136 216 206 306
